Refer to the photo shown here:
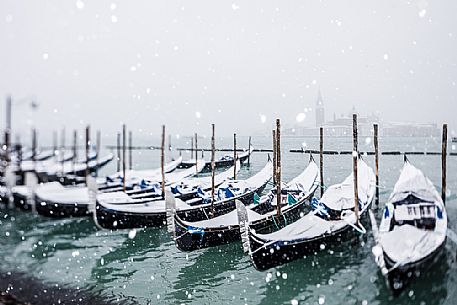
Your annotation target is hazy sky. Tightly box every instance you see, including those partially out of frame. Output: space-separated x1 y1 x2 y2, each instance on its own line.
1 0 456 140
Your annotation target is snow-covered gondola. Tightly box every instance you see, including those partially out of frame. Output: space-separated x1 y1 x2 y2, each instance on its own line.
35 153 114 182
179 146 253 170
172 157 319 251
170 160 240 201
16 150 97 175
21 149 55 161
370 159 447 293
33 159 203 218
97 156 183 191
11 157 182 211
25 149 56 162
94 159 270 230
237 158 376 270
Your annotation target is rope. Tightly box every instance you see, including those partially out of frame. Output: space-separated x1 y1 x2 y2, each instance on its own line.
343 217 367 234
272 214 280 230
202 207 210 220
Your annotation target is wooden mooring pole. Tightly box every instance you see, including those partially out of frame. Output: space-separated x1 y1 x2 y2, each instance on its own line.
60 128 65 176
352 114 360 225
195 133 198 175
5 95 11 163
211 124 216 216
16 140 22 181
374 124 379 206
233 133 237 180
85 126 90 183
116 132 121 172
276 119 282 217
319 127 324 197
272 130 276 186
128 130 133 170
53 131 58 161
442 123 447 205
16 140 22 166
96 130 101 176
122 125 126 192
161 125 165 198
32 128 37 163
72 130 77 175
248 136 252 166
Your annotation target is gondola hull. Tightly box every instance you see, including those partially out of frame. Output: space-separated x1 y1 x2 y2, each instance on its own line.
249 213 369 271
383 240 446 295
13 192 30 211
179 152 250 170
36 155 113 183
34 195 91 217
174 194 311 252
96 183 264 230
373 161 448 295
95 202 167 229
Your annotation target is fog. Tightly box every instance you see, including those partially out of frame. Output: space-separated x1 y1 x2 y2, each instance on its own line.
1 0 456 139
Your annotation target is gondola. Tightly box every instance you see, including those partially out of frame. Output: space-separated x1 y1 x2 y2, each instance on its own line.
179 146 253 170
21 149 56 162
11 153 118 211
104 157 182 184
94 160 271 230
170 160 240 201
35 153 114 182
16 150 97 175
62 155 183 187
370 159 447 293
20 149 53 161
237 157 376 271
33 159 203 218
95 159 234 202
172 157 319 251
12 157 182 210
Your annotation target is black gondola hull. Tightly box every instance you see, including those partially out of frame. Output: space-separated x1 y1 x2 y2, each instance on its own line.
383 240 446 295
95 202 166 229
175 222 241 251
174 195 312 252
249 213 369 271
95 167 265 231
179 153 250 170
13 192 31 211
34 195 91 218
36 156 113 183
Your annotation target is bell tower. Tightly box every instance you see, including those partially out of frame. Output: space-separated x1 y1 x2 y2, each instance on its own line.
315 89 325 127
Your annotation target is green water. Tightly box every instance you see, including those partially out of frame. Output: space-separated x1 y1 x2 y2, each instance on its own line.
1 136 456 304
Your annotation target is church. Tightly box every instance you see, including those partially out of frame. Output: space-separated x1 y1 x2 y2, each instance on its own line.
284 90 439 137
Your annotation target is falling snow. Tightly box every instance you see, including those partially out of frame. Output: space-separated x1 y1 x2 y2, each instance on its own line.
76 0 84 10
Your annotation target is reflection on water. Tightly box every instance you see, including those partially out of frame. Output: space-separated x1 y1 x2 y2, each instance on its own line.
1 136 457 304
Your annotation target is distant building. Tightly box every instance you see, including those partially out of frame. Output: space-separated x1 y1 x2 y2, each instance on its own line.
383 123 440 137
322 111 380 137
282 90 440 137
